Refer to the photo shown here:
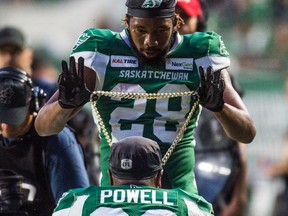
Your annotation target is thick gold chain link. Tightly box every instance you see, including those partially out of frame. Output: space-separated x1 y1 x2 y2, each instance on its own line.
90 90 199 166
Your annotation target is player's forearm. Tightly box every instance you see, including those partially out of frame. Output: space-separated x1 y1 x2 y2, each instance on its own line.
35 101 74 136
35 90 76 136
215 104 256 143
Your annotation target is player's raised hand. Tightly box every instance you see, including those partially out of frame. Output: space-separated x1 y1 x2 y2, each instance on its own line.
197 66 225 112
58 56 90 109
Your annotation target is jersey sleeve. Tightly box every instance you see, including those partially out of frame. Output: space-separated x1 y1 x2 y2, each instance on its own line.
53 188 89 216
52 190 76 215
70 28 99 69
193 31 230 73
70 28 112 91
177 189 214 215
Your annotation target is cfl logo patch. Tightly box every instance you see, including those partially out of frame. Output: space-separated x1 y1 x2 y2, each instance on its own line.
121 159 132 170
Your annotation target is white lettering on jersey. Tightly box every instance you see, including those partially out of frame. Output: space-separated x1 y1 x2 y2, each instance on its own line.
53 195 177 216
100 189 175 205
163 192 174 206
140 190 151 204
119 70 189 81
127 189 140 203
100 190 113 203
111 55 139 68
166 58 194 71
151 190 163 204
114 190 126 203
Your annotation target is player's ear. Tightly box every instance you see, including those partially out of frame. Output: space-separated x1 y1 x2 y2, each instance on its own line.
124 14 130 29
108 169 114 186
173 14 181 31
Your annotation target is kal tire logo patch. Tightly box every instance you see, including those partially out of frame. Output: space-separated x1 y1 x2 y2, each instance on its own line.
111 55 139 68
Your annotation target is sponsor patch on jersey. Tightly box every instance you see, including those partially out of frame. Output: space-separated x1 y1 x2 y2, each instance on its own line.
72 33 90 50
166 58 194 71
111 55 139 68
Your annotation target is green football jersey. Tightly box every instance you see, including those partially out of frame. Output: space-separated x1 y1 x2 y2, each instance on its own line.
52 185 214 216
71 28 230 194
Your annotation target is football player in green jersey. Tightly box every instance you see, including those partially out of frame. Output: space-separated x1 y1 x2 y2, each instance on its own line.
52 136 214 215
35 0 256 196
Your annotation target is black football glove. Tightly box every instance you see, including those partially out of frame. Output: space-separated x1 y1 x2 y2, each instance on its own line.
58 56 90 109
197 66 225 112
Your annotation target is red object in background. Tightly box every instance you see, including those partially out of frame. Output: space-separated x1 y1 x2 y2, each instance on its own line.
177 0 203 17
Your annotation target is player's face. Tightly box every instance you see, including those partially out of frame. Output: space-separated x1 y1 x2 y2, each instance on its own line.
129 17 175 60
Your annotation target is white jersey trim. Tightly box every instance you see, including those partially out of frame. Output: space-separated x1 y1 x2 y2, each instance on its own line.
71 51 110 91
184 199 213 216
194 55 230 74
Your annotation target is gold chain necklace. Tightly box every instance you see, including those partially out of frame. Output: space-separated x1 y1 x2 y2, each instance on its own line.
90 90 199 165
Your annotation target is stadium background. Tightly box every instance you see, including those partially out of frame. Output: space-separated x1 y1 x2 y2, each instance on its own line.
0 0 287 215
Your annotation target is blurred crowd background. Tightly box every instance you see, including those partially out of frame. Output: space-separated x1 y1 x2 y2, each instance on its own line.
0 0 287 215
